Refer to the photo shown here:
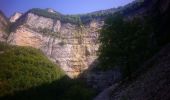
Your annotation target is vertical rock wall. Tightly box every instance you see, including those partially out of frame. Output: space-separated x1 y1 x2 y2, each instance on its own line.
8 13 104 77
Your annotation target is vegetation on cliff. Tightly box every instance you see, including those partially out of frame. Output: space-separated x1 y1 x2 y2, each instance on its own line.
0 42 65 97
0 43 95 100
28 1 144 25
29 8 82 25
98 14 158 78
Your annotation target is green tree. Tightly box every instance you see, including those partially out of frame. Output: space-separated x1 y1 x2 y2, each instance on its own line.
98 14 156 78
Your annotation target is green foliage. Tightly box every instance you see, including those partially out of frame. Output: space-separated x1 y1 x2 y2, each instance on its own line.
28 8 117 24
0 43 65 97
80 0 144 24
0 42 10 51
98 14 157 78
29 8 61 19
28 1 144 25
29 8 82 25
0 43 95 100
79 8 116 24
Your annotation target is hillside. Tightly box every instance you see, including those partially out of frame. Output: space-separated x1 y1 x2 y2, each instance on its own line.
0 42 95 100
110 43 170 100
94 43 170 100
0 0 170 99
0 42 64 97
94 0 170 99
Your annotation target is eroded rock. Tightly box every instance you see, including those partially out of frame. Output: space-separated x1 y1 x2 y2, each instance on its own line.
8 12 103 78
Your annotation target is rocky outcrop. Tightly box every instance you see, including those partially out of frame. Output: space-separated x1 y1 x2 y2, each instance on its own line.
9 12 22 23
46 8 56 13
0 11 8 42
8 12 104 77
94 44 170 100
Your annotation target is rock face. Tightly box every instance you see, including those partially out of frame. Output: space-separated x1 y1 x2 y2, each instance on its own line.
9 12 22 23
85 70 121 91
46 8 56 13
94 44 170 100
6 0 159 78
8 12 104 77
94 0 170 99
0 11 8 42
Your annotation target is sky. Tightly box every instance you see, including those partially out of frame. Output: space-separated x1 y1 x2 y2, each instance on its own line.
0 0 134 17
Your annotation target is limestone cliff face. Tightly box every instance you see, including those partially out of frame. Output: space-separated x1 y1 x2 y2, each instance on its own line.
9 12 22 23
8 12 104 77
0 11 8 42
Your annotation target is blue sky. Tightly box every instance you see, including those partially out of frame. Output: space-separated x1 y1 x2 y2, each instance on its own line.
0 0 134 17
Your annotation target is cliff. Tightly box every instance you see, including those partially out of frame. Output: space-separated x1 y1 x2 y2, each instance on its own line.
7 11 104 77
3 0 148 78
5 0 147 78
1 0 169 92
9 12 22 23
0 11 8 42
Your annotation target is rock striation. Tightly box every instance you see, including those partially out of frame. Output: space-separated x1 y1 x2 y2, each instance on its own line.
8 12 104 77
5 0 150 78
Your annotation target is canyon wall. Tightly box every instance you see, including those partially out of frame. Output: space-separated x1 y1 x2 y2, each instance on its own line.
8 12 104 77
0 11 8 42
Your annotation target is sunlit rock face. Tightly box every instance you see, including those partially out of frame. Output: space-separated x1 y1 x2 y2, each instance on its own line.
9 12 22 23
46 8 56 13
0 11 8 42
8 13 104 78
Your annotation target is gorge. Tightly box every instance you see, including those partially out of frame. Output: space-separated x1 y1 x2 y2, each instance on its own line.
0 0 170 99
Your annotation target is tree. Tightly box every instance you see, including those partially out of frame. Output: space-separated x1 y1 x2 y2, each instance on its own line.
98 14 156 78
